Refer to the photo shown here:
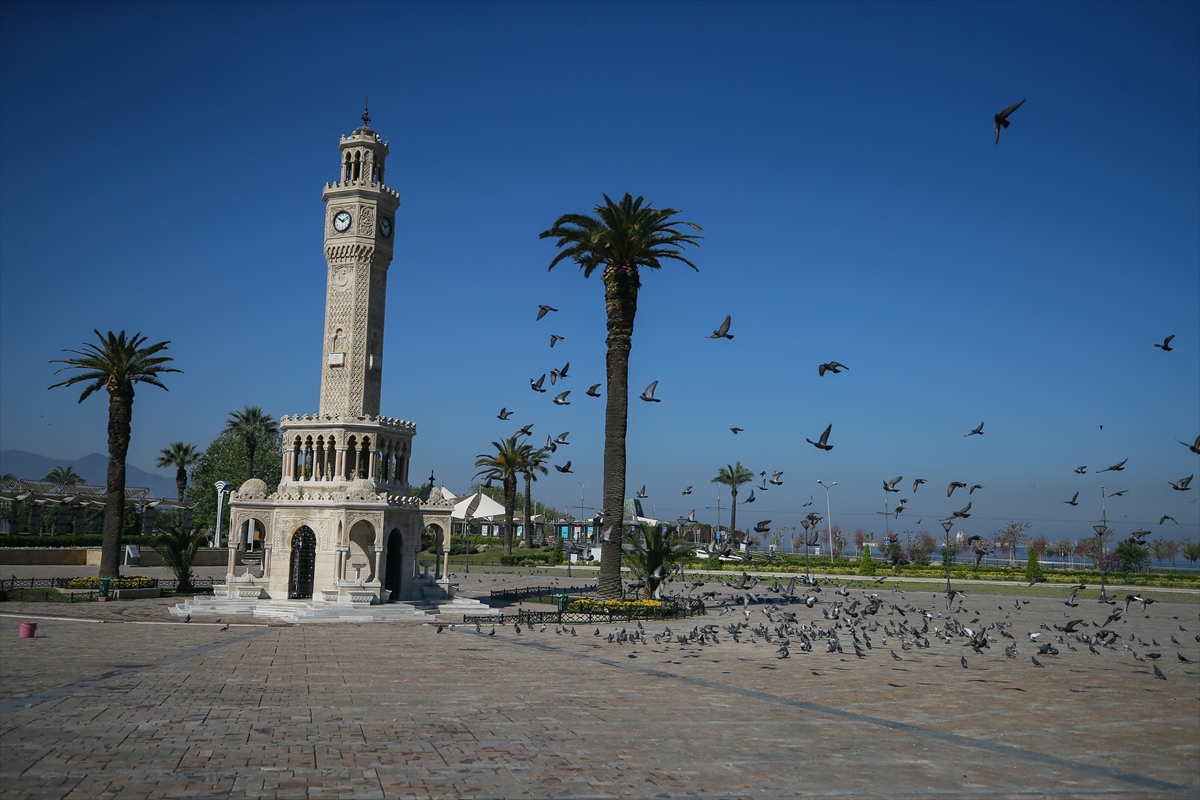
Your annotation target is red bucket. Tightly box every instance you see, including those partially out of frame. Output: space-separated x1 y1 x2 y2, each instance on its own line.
19 621 38 638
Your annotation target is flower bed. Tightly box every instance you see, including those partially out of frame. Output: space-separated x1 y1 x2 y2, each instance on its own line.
67 576 156 589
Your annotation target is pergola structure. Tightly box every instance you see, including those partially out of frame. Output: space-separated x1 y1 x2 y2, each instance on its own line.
0 477 186 536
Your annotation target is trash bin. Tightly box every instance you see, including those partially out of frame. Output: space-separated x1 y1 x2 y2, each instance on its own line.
19 621 37 638
98 577 112 598
555 593 569 613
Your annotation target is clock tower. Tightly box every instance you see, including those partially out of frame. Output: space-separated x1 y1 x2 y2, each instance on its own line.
318 109 401 418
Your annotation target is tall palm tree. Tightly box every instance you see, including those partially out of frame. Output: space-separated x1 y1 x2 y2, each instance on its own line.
50 330 180 578
474 437 523 556
224 406 278 483
155 441 199 502
711 462 754 548
540 193 702 599
43 466 86 487
518 443 550 549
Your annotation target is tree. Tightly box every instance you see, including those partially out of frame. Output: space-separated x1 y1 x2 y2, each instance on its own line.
858 546 876 576
1024 547 1044 583
623 523 692 599
1115 540 1150 573
155 441 200 502
1053 539 1073 568
185 429 282 535
518 443 549 549
151 514 209 593
1163 539 1179 569
1182 540 1200 567
540 193 702 599
994 521 1032 566
43 466 86 487
711 462 754 552
474 437 522 556
50 330 180 579
224 407 278 483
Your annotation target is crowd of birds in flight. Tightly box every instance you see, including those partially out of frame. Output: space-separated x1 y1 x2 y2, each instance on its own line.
435 569 1196 684
484 103 1196 538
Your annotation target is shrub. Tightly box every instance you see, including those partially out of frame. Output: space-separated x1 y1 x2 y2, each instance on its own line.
858 547 876 576
1024 548 1044 583
499 553 552 566
67 576 155 589
550 536 564 564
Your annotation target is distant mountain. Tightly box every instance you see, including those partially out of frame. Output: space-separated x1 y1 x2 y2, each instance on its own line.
0 450 177 499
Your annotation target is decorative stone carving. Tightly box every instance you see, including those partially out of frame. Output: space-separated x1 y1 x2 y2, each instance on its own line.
237 478 269 499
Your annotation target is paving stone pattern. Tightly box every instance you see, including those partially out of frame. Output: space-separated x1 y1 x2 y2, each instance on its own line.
1 584 1197 799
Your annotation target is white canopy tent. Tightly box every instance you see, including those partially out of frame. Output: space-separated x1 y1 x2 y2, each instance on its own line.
451 491 506 523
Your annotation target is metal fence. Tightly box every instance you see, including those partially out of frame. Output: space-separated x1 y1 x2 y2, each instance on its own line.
465 600 704 627
2 587 102 603
489 584 597 602
0 577 217 592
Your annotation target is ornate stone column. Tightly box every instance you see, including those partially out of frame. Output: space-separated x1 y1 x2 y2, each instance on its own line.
262 542 272 577
336 544 350 581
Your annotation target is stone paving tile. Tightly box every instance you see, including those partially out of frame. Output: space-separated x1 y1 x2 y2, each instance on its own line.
1 586 1198 799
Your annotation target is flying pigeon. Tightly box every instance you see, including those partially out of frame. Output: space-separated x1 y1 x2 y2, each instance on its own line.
1075 466 1087 474
640 381 660 402
913 478 927 492
969 484 985 494
682 486 692 495
966 422 985 437
994 99 1025 143
883 476 903 493
743 490 756 504
515 424 534 438
945 502 973 521
531 374 546 393
586 383 602 397
948 481 967 497
1064 492 1079 506
708 315 733 339
1099 459 1128 473
555 432 569 445
1109 490 1128 497
1159 515 1177 525
555 461 573 474
1153 334 1174 351
1169 475 1193 491
769 471 783 486
730 427 743 435
497 408 513 420
818 361 849 376
553 390 571 406
550 334 565 347
1179 436 1200 455
536 304 558 320
807 424 833 451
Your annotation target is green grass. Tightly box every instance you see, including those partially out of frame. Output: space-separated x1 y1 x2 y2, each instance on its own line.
2 588 98 603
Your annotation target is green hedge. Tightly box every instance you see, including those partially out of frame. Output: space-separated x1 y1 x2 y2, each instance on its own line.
499 553 553 566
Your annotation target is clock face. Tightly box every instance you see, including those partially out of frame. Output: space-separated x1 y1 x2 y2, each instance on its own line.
380 217 392 238
333 210 352 232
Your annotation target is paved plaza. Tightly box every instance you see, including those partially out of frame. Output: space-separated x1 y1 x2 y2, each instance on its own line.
1 573 1198 799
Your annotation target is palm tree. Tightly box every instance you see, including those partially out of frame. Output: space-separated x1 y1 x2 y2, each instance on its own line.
474 437 523 556
151 514 209 593
224 406 278 483
518 443 550 549
623 523 693 599
540 194 702 599
155 441 199 502
711 462 754 549
50 330 180 578
43 466 86 487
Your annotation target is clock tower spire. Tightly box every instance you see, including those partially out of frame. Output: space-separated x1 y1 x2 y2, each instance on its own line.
318 117 400 417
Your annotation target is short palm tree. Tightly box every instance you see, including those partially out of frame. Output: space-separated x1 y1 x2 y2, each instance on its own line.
43 466 86 487
540 193 702 599
155 441 199 502
50 330 180 578
519 443 550 549
224 406 278 483
152 514 209 593
474 437 523 556
711 462 754 548
623 523 693 600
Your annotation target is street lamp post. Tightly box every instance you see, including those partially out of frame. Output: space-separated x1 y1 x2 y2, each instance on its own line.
463 512 473 574
941 519 954 596
817 480 836 564
1094 486 1111 601
213 481 229 548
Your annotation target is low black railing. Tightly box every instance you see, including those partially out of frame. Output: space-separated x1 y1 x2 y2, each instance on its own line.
489 584 597 602
1 587 102 603
465 599 704 626
0 576 217 591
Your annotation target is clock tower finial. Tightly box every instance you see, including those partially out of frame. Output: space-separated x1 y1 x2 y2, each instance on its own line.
361 96 371 126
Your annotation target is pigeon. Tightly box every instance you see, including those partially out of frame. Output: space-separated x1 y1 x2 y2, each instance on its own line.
994 99 1025 143
960 656 969 669
803 496 813 507
555 432 570 445
516 424 534 437
969 484 985 494
913 478 926 493
709 315 734 339
536 304 558 320
1177 435 1200 455
636 485 648 499
818 361 849 376
945 502 972 521
544 436 557 453
184 614 191 623
948 481 967 497
966 422 985 437
220 623 230 632
730 427 743 435
769 471 783 486
682 486 692 495
754 520 772 534
1031 656 1044 668
549 369 559 385
1064 492 1079 506
1109 490 1128 497
531 374 546 393
640 381 660 402
436 624 444 633
806 424 833 451
1153 334 1174 351
555 461 573 474
1169 475 1193 491
586 383 602 397
557 362 570 380
497 407 513 420
1159 515 1177 525
1099 459 1128 473
1153 664 1167 680
553 390 571 405
550 334 565 347
1075 466 1087 474
883 476 903 493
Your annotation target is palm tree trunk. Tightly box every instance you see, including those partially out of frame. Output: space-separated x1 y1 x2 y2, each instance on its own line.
503 475 516 556
729 488 738 548
100 386 134 579
245 433 257 483
523 471 534 549
175 466 186 503
597 270 637 599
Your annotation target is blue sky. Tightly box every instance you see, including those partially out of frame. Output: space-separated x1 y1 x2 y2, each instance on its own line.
1 1 1197 543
